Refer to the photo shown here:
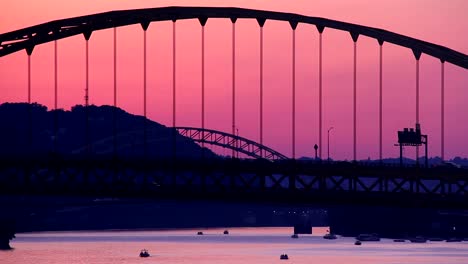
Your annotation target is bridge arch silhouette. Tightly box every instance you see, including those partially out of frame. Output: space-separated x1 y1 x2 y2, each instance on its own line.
0 6 466 66
174 127 288 160
71 126 289 161
1 6 467 163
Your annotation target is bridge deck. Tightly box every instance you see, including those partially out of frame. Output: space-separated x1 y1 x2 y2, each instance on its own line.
1 158 467 209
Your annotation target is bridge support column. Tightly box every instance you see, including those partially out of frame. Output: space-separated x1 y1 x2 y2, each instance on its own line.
140 22 151 191
290 22 298 159
82 29 93 156
350 32 359 162
199 19 208 190
26 47 33 157
24 50 33 193
257 18 266 158
53 40 58 154
141 23 149 165
416 58 420 166
378 39 384 163
198 17 208 161
412 49 422 166
112 28 119 187
172 20 177 188
84 39 90 154
231 18 237 159
316 26 325 160
113 27 118 158
440 60 445 162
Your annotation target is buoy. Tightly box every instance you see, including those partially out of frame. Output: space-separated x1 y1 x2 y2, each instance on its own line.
354 240 362 245
197 231 204 235
223 230 229 235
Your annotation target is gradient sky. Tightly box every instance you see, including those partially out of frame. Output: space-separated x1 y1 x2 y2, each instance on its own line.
0 0 467 160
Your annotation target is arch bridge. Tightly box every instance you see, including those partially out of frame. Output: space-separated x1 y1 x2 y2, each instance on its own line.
175 127 288 161
1 6 466 163
0 6 466 67
0 7 467 210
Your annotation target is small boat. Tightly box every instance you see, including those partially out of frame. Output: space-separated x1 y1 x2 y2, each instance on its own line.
139 249 150 258
197 231 204 235
280 254 289 260
354 240 362 245
323 233 337 240
393 239 405 242
356 233 380 242
223 230 229 235
291 234 299 239
409 236 427 243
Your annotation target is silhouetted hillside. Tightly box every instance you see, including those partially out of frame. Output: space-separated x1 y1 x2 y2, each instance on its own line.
0 103 216 159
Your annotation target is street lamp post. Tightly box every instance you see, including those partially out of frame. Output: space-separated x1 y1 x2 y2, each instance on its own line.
314 144 318 160
328 127 334 162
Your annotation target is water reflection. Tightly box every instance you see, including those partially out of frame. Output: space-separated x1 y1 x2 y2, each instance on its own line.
2 227 468 264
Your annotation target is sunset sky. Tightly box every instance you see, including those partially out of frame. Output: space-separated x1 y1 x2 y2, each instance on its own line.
0 0 467 160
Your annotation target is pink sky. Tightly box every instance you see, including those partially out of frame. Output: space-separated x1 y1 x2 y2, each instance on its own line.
0 0 467 160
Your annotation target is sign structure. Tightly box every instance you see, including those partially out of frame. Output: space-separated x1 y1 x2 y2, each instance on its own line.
396 124 428 167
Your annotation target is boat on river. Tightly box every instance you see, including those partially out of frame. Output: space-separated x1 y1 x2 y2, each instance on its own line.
139 249 150 258
356 233 380 241
323 233 337 240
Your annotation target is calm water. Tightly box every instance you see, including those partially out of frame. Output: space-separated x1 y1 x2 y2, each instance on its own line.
2 227 468 264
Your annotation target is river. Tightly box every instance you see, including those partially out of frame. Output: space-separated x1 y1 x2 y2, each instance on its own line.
2 227 468 263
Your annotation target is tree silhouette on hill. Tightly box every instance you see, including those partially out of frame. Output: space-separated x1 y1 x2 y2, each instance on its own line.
0 103 216 159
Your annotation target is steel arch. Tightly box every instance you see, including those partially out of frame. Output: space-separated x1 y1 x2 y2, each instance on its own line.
0 6 466 68
174 127 289 160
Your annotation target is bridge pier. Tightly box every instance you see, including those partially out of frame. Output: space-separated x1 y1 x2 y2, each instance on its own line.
293 213 312 234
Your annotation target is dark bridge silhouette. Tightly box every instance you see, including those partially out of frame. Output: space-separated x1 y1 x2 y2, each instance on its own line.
175 127 288 160
0 6 467 67
1 6 467 163
70 126 288 160
0 7 467 212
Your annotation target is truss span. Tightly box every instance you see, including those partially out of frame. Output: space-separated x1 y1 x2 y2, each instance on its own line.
174 127 289 161
0 6 466 68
